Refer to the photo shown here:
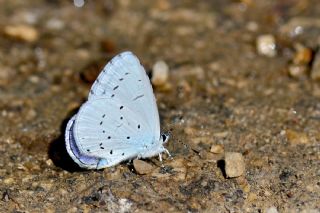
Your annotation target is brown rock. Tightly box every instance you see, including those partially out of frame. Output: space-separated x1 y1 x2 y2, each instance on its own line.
224 152 245 178
293 44 312 65
133 159 154 175
4 24 39 42
285 129 309 145
210 144 224 154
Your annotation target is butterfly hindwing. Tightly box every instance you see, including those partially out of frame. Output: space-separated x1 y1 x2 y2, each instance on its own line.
65 115 100 169
73 97 155 166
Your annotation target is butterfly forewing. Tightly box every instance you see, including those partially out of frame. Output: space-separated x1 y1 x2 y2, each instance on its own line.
88 52 160 140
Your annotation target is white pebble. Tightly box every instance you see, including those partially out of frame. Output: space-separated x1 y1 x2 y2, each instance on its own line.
224 152 245 178
151 60 169 87
266 206 278 213
74 0 85 7
256 34 277 57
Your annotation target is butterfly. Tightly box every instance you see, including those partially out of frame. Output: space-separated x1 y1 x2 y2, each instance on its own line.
65 51 170 169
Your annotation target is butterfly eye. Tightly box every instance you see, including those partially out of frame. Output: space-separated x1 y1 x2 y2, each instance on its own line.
161 133 170 143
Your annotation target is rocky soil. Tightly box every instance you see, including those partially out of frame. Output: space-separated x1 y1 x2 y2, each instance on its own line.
0 0 319 212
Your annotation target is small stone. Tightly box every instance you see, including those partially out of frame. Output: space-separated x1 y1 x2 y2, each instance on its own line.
74 0 85 7
293 44 312 65
247 193 257 202
288 64 308 78
246 21 259 32
285 129 309 145
67 207 78 213
45 208 56 213
210 144 224 154
256 34 276 57
40 182 53 191
213 131 229 138
224 152 245 178
3 177 14 185
151 60 169 87
45 159 53 167
4 24 39 42
266 206 279 213
46 18 65 30
311 49 320 81
133 159 154 175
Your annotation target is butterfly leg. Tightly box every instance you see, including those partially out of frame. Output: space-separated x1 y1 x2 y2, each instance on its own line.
158 153 165 167
164 148 172 159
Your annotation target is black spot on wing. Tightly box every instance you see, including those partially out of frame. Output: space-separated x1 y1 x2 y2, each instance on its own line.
133 94 144 101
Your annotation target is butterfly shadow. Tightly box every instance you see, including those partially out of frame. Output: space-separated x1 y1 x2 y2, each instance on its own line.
48 109 84 172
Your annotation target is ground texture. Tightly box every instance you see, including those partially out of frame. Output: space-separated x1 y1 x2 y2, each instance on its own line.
0 0 319 212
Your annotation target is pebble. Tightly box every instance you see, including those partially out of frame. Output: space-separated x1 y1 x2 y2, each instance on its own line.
247 193 257 202
224 152 245 178
311 49 320 81
288 65 308 78
151 60 169 87
133 159 154 175
246 21 259 32
3 177 14 184
266 206 278 213
46 18 65 31
256 34 277 57
210 144 224 154
285 129 309 145
293 44 312 65
45 159 53 167
4 24 39 42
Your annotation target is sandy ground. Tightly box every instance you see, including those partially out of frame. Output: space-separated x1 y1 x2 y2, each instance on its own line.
0 0 319 212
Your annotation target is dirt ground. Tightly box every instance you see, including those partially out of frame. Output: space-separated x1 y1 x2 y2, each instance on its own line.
0 0 319 212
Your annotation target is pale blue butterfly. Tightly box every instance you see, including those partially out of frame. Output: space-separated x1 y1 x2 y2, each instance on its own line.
65 51 170 169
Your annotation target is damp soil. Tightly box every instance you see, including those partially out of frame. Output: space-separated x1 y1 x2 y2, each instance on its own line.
0 1 319 212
